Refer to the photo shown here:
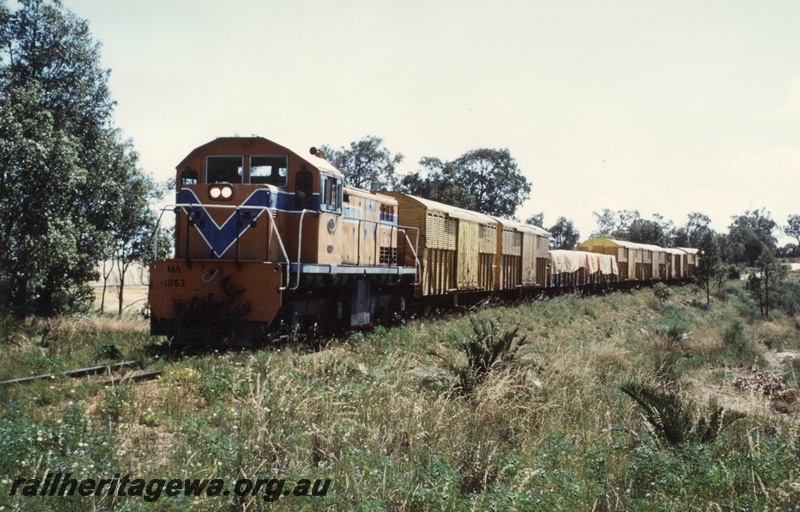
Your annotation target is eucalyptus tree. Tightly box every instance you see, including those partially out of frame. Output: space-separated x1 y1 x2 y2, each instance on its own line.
695 229 723 308
548 216 580 250
320 135 404 191
400 148 531 219
725 208 777 265
785 214 800 247
525 212 545 228
0 0 161 315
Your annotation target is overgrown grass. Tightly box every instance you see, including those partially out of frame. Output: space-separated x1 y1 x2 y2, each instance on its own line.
1 281 800 510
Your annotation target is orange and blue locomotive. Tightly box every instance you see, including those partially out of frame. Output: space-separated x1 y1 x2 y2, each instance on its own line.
149 137 418 344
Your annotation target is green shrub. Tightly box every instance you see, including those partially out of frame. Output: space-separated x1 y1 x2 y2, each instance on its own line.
783 358 800 388
653 282 671 307
654 320 691 343
722 321 760 366
775 281 800 317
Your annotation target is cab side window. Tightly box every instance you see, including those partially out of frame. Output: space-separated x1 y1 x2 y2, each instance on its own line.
181 167 198 186
320 174 342 214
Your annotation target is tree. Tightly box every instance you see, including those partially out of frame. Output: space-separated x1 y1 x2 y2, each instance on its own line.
628 218 667 246
685 212 711 246
398 157 475 210
777 243 800 258
616 209 641 235
651 213 675 246
0 84 91 315
785 214 800 247
548 216 580 250
725 208 777 265
0 0 158 316
672 212 711 247
695 230 723 308
320 135 403 191
745 249 786 319
589 210 676 246
104 141 170 317
591 209 642 240
591 209 617 238
525 212 545 228
399 148 531 218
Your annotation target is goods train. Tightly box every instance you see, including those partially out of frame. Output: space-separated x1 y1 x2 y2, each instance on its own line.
148 136 699 344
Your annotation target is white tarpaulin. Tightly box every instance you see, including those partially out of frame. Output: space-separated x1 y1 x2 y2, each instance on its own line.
595 252 618 275
549 250 619 276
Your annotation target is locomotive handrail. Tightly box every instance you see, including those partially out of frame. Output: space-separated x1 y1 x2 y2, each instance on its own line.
152 202 292 290
149 206 171 258
152 202 419 290
341 214 420 274
289 209 314 291
398 228 421 286
342 215 409 267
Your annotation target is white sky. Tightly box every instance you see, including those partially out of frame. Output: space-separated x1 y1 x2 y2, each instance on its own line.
63 0 800 244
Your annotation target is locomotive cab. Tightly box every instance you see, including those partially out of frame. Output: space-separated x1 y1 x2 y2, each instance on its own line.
171 137 345 263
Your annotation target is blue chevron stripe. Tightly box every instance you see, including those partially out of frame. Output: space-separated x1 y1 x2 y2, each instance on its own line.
178 188 275 258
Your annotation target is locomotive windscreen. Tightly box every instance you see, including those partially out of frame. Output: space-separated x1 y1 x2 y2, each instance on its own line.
250 155 288 186
207 156 243 184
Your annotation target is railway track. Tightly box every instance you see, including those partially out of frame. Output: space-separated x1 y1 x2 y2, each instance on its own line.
0 360 162 386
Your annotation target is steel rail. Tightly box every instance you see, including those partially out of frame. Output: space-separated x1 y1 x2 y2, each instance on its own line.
0 360 139 386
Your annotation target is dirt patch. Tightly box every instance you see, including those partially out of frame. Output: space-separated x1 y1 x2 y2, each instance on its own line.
764 350 800 368
685 368 776 419
115 422 176 472
684 349 800 422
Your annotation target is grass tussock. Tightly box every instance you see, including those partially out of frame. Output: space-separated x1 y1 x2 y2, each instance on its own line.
1 281 800 510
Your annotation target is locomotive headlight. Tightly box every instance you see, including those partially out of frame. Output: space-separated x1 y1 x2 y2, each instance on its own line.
208 184 233 200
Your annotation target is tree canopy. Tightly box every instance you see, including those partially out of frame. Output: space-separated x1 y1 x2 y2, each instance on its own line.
671 212 712 248
320 135 403 191
548 216 580 250
0 0 164 316
722 208 777 265
525 212 545 228
399 148 531 218
785 214 800 247
590 209 672 246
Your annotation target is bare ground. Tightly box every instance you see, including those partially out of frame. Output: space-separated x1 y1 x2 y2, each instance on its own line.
686 349 800 423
